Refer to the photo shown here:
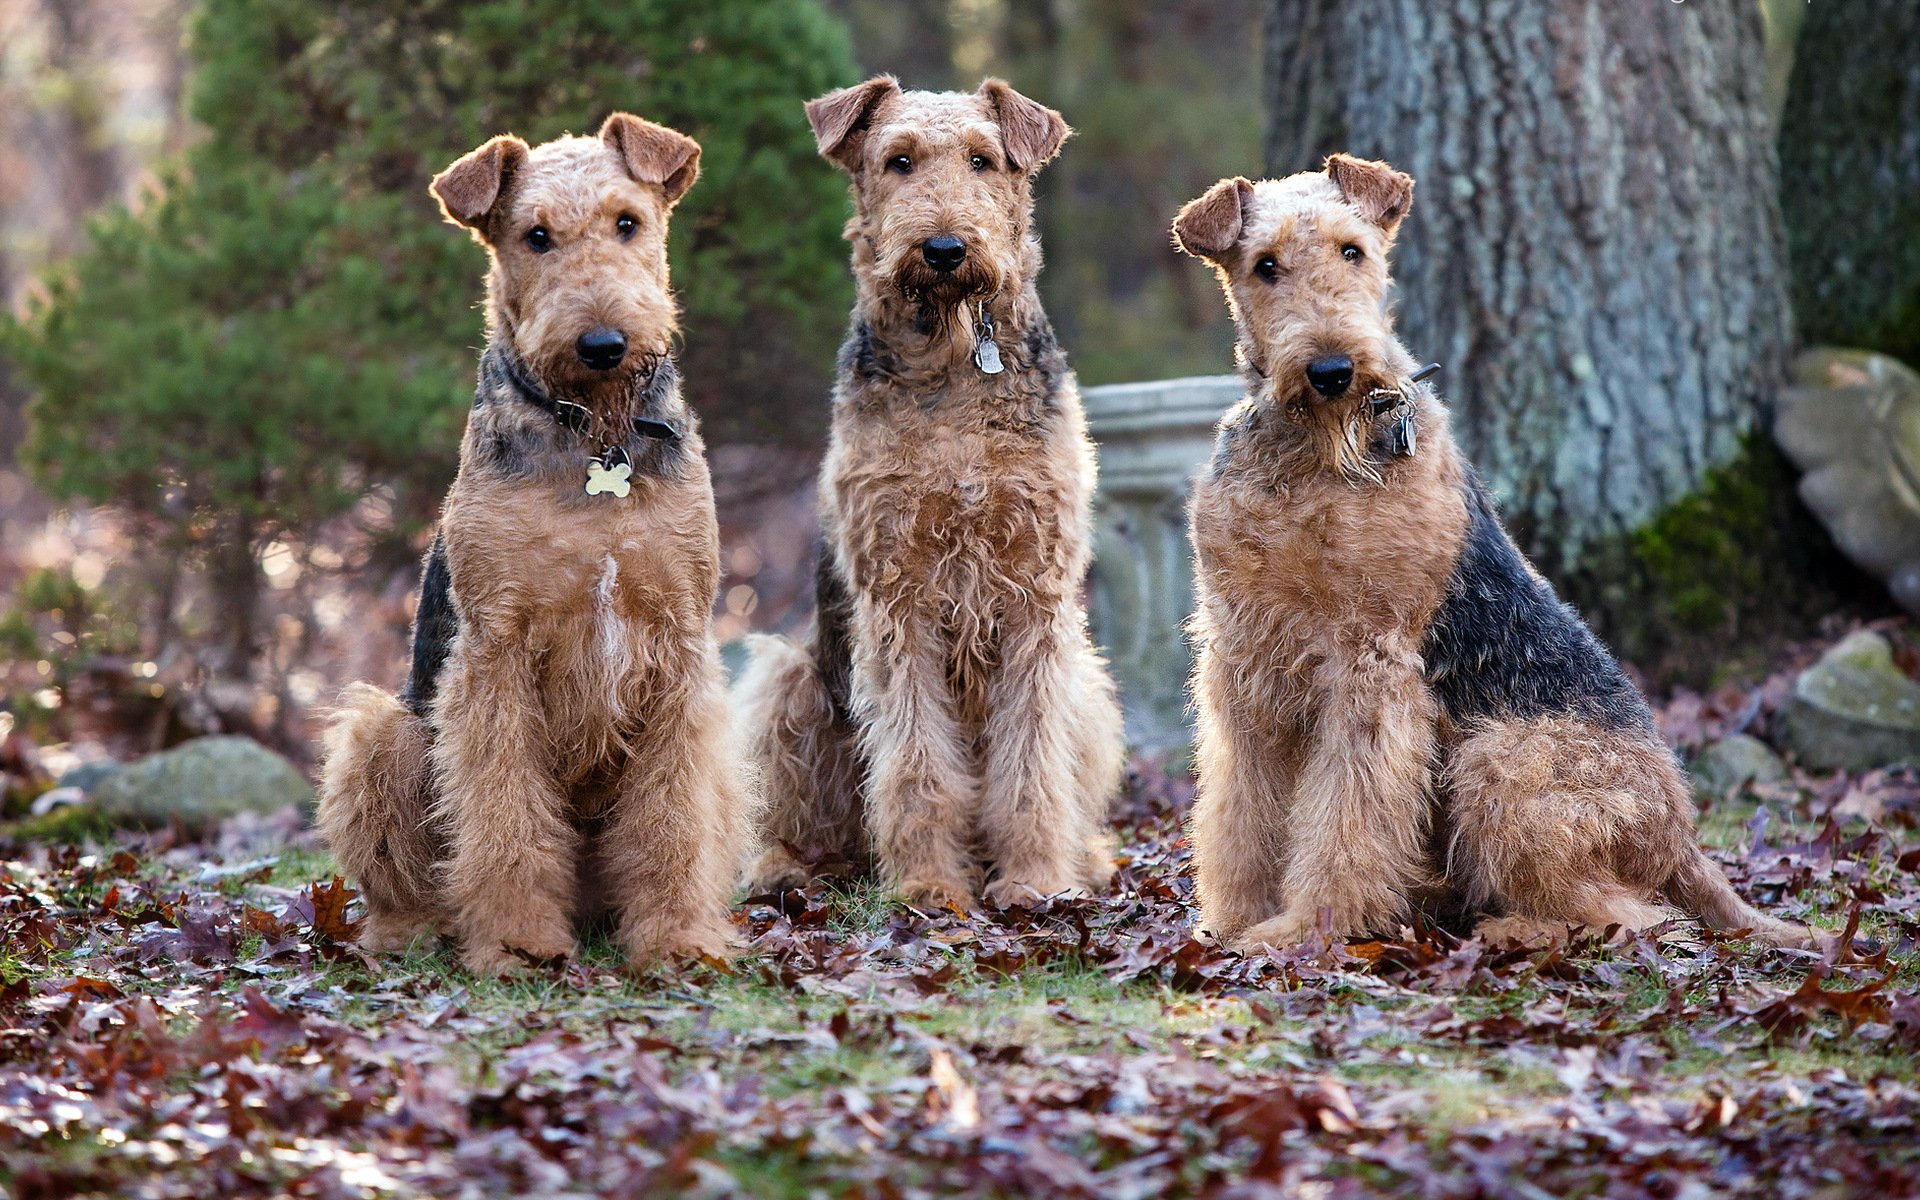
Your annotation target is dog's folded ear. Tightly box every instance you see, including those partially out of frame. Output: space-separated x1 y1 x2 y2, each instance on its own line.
600 113 702 206
431 135 531 235
976 79 1070 172
1173 177 1254 261
806 75 902 170
1325 154 1414 235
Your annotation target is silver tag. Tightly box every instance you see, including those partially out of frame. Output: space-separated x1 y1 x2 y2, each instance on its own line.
585 457 632 498
974 332 1004 375
1391 413 1417 458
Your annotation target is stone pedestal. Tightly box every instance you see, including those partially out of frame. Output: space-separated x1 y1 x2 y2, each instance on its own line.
1084 375 1239 752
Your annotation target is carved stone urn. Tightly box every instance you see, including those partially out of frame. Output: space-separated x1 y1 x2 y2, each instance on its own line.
1084 375 1239 752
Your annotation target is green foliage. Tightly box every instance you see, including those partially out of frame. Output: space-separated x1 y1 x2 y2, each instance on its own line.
2 565 142 744
829 0 1263 386
1 0 857 674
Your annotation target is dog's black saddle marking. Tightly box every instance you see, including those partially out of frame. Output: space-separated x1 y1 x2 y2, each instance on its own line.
401 533 458 718
1421 471 1651 733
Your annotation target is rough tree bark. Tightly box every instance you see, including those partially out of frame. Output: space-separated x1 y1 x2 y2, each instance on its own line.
1778 0 1920 366
1265 0 1842 666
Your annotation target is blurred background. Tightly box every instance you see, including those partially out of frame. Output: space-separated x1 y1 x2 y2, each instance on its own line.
1 1 1915 786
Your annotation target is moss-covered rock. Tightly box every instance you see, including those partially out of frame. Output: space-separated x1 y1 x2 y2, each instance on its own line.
1781 630 1920 771
1690 734 1788 798
90 736 311 836
1562 434 1870 681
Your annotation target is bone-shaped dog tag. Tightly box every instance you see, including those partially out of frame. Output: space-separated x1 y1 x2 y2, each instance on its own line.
585 458 632 498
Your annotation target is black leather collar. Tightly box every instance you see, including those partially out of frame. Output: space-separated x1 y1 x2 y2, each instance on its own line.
482 346 682 443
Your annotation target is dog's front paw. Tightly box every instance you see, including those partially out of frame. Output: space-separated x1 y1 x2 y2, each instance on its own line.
897 876 975 913
624 920 737 968
1471 915 1566 949
461 935 576 978
359 910 437 954
984 876 1089 908
1227 913 1315 955
1077 844 1118 895
742 846 813 894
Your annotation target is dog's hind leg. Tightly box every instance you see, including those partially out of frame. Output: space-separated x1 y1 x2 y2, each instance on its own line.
1067 639 1125 893
317 682 444 951
735 633 865 891
1447 716 1811 948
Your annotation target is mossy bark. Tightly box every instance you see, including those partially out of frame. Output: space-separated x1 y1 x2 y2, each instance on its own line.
1265 0 1846 672
1569 436 1869 681
1778 0 1920 366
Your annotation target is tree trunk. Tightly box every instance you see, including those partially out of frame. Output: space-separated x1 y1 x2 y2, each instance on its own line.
1778 0 1920 366
207 512 259 685
1265 0 1846 668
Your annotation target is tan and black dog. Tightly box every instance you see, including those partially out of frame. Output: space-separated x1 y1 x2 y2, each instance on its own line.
318 115 751 975
1172 156 1811 952
736 77 1125 909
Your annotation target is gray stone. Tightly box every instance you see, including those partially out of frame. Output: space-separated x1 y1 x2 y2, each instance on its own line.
1689 733 1787 797
718 637 751 684
1083 375 1239 751
91 735 312 835
1780 630 1920 771
56 760 121 795
1775 348 1920 614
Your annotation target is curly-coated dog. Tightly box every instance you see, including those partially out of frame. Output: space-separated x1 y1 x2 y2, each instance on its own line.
317 114 751 974
1172 155 1812 952
736 77 1125 909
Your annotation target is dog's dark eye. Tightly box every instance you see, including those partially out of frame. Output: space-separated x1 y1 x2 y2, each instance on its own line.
616 214 637 240
887 154 913 175
525 226 552 253
1254 256 1279 281
969 154 989 172
1341 244 1362 263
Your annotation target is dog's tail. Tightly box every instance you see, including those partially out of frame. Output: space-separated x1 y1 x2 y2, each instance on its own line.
316 682 446 945
1662 843 1815 950
733 632 866 890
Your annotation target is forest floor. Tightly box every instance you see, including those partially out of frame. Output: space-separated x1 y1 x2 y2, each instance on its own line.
4 661 1920 1197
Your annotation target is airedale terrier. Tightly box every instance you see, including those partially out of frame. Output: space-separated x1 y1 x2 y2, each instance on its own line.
1172 156 1811 951
317 114 752 975
736 76 1125 909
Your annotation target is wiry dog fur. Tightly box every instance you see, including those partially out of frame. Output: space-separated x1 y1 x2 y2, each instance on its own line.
1172 157 1811 952
317 115 752 974
737 77 1125 909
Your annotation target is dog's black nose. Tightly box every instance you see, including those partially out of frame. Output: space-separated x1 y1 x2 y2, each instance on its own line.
921 234 967 273
576 328 627 371
1305 354 1354 398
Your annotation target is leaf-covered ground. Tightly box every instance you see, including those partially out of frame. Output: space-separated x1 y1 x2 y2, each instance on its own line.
5 697 1920 1196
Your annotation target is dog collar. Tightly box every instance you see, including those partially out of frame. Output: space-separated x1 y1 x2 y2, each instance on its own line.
484 348 684 446
1364 362 1440 459
482 348 683 498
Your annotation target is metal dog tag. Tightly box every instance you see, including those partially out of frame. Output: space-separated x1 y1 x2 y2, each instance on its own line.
973 307 1004 375
585 457 632 498
974 335 1004 375
1390 412 1417 458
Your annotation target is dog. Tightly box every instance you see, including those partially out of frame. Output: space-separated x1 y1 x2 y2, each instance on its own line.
735 77 1125 909
317 114 752 974
1172 155 1812 951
